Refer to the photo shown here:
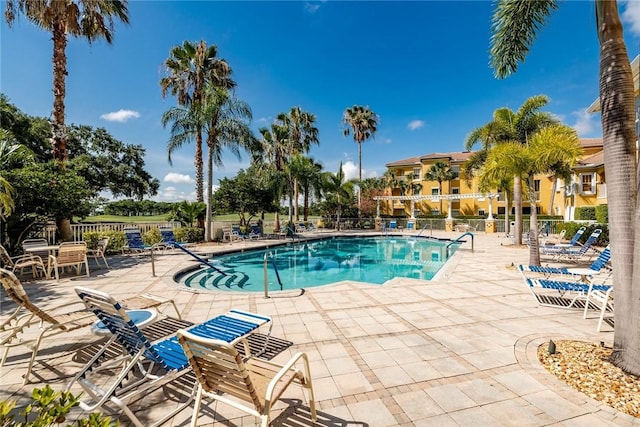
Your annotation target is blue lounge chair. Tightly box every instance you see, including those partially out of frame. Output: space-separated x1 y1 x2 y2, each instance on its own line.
69 287 271 427
540 226 585 251
123 227 155 254
522 276 612 310
519 245 611 282
540 229 602 262
159 226 194 249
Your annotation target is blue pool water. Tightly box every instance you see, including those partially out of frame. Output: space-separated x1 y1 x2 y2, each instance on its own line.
175 236 460 292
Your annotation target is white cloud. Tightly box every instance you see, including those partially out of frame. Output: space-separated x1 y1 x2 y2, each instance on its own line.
621 0 640 36
341 161 359 181
304 1 325 13
100 109 140 123
153 186 193 202
163 172 194 184
256 117 270 124
572 109 598 136
383 138 392 144
407 120 425 131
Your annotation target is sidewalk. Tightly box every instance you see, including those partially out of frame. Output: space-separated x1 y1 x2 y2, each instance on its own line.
1 232 636 426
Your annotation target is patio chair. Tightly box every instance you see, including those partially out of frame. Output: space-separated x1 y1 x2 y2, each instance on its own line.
47 241 90 281
177 330 316 427
296 222 307 233
583 285 614 332
123 227 157 254
0 268 184 384
86 237 110 269
0 268 96 385
248 223 262 239
519 245 611 282
68 286 271 427
0 244 46 279
159 226 195 249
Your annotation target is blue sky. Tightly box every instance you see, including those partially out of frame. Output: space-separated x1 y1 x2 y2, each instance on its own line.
2 1 639 202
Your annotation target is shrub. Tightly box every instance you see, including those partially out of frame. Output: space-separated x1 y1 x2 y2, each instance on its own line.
595 204 608 224
575 206 596 221
557 222 609 247
82 231 126 254
142 228 162 245
178 227 204 243
0 385 117 426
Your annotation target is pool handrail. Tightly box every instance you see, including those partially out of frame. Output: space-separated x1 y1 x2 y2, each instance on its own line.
172 242 227 276
263 251 284 298
446 232 474 258
416 222 433 237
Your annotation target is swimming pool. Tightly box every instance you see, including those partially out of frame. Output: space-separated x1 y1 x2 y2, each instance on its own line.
174 236 460 292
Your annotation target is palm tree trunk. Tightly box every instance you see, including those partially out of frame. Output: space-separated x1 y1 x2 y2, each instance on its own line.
358 141 362 216
195 128 204 202
596 0 639 375
204 144 213 242
527 175 540 265
439 182 443 214
504 191 510 237
294 178 299 221
513 176 522 245
51 20 68 163
303 189 309 221
548 177 557 214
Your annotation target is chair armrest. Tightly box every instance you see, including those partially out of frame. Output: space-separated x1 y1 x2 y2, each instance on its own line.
265 352 312 401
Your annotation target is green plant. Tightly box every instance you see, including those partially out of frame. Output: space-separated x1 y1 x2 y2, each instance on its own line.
595 204 608 224
81 231 126 254
142 228 162 245
575 206 596 221
177 226 204 243
0 385 117 426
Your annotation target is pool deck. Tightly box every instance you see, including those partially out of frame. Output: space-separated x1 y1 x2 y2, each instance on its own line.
1 230 637 426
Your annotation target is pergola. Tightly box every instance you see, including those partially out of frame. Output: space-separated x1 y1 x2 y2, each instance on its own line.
373 193 500 220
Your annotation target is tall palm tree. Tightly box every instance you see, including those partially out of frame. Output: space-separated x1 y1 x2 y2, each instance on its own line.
277 107 319 222
0 135 22 219
160 40 236 202
464 95 559 244
490 0 638 374
342 105 379 214
4 0 129 164
424 161 457 215
255 124 289 232
162 85 254 241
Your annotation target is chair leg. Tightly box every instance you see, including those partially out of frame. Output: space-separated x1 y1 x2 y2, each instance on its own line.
190 384 205 427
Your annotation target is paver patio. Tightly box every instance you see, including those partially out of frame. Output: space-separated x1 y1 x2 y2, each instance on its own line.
1 231 637 426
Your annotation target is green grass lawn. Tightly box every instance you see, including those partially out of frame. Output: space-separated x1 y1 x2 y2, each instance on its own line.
82 213 320 223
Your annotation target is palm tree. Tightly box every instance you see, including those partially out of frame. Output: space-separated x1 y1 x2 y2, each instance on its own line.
0 135 22 219
424 161 457 215
4 0 129 164
490 0 638 375
289 155 324 221
464 95 559 245
162 85 254 241
160 40 236 202
342 105 379 214
277 107 319 222
323 163 355 230
255 124 290 232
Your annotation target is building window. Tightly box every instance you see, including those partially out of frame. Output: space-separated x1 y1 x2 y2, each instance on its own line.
478 209 485 216
579 173 596 194
451 165 460 179
431 209 440 215
431 188 440 196
413 167 421 177
413 187 420 195
534 179 541 201
451 187 460 194
451 209 459 216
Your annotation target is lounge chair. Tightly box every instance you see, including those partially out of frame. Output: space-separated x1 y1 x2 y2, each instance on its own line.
159 226 195 249
540 226 585 249
0 268 183 384
123 227 156 254
248 223 263 239
521 275 612 309
48 241 90 281
0 244 46 279
69 286 272 427
540 229 602 262
296 222 307 233
177 330 316 427
519 245 611 282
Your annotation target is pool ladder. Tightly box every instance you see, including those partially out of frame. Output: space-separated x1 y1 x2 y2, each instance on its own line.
445 232 474 258
263 250 284 298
